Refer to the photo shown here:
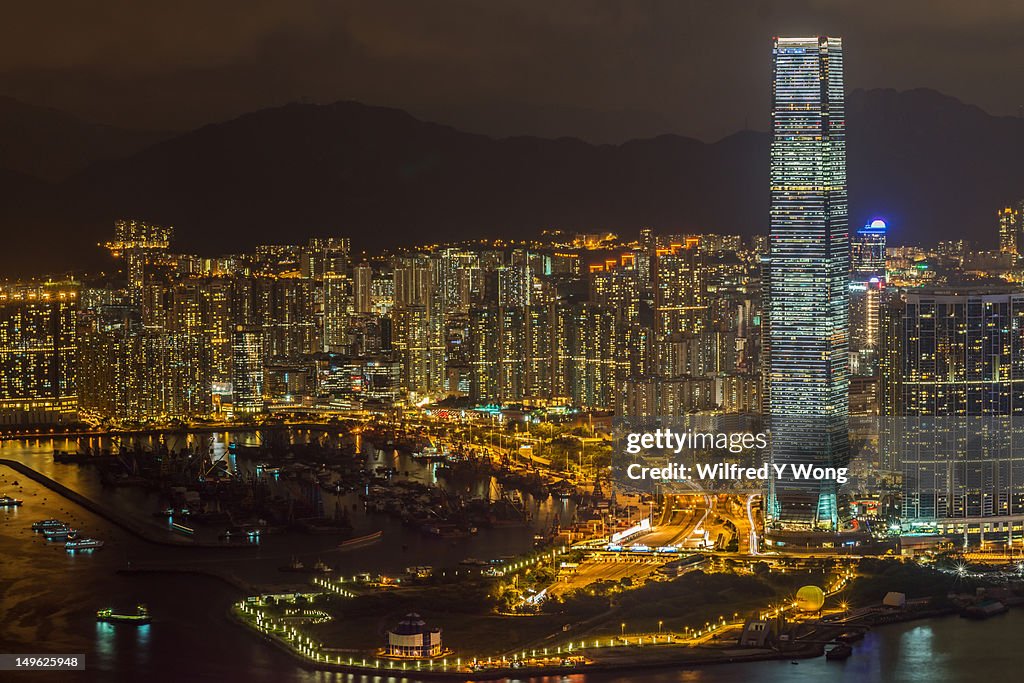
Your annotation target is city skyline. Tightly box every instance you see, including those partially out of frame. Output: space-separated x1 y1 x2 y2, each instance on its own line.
2 15 1024 682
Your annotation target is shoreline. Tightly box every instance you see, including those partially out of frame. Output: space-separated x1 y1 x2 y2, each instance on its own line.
0 459 261 549
227 604 826 681
7 444 1019 680
227 594 1023 681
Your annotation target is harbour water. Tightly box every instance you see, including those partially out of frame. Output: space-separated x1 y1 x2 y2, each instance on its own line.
1 436 1020 682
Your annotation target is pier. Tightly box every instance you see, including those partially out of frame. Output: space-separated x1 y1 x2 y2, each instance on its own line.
0 459 248 549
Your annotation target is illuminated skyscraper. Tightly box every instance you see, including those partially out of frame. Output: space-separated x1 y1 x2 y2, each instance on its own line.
999 206 1015 258
590 256 642 327
393 256 445 399
998 204 1022 258
555 302 618 409
653 239 704 339
231 326 265 414
767 36 850 528
353 263 374 314
468 307 500 403
851 219 887 283
850 219 887 376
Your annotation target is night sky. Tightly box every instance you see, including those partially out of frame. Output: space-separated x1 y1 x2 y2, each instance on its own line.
2 1 1022 141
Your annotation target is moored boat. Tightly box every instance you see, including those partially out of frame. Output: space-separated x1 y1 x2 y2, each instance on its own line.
961 599 1008 620
0 495 23 507
66 538 104 551
279 558 334 573
97 604 150 625
279 557 305 572
32 519 67 531
826 643 853 660
44 525 79 541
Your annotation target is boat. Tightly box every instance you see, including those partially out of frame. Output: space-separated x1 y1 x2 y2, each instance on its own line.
336 529 383 551
32 519 67 531
279 557 306 572
961 599 1008 620
218 525 262 543
412 438 449 460
44 525 79 541
97 605 151 625
0 495 23 507
279 558 334 573
547 480 576 499
826 643 853 660
423 523 469 539
66 538 104 551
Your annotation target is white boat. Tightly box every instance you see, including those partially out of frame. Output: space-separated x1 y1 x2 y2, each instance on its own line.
66 538 104 551
44 525 79 541
412 439 449 460
32 519 67 531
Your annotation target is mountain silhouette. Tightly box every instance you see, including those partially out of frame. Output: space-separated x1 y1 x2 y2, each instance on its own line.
0 88 1021 277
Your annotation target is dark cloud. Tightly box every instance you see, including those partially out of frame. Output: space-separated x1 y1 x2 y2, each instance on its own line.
0 0 1021 141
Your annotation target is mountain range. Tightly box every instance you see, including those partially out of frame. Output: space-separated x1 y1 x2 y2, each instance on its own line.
1 88 1022 277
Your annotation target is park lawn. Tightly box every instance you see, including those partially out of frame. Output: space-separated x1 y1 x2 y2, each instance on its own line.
308 610 569 657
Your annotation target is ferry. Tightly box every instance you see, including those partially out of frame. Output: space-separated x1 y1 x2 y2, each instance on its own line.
97 605 150 625
32 519 67 531
66 538 104 551
0 495 23 507
44 525 79 541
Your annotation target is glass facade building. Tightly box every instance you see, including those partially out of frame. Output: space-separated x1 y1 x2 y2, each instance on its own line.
881 287 1024 533
767 36 850 527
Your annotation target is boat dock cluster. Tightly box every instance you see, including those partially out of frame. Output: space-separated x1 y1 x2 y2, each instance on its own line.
31 518 105 552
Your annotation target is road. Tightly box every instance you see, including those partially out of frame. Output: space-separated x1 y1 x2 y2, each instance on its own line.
637 494 710 548
549 556 662 597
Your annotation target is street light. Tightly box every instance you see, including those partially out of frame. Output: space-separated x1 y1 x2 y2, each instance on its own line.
621 622 626 637
658 620 663 634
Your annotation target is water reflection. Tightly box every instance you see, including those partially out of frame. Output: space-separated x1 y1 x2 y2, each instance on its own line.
10 434 1020 682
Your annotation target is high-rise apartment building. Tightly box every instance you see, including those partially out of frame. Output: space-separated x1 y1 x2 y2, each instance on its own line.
998 205 1020 257
353 263 374 314
231 326 265 414
653 239 704 339
0 283 78 426
102 219 172 306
